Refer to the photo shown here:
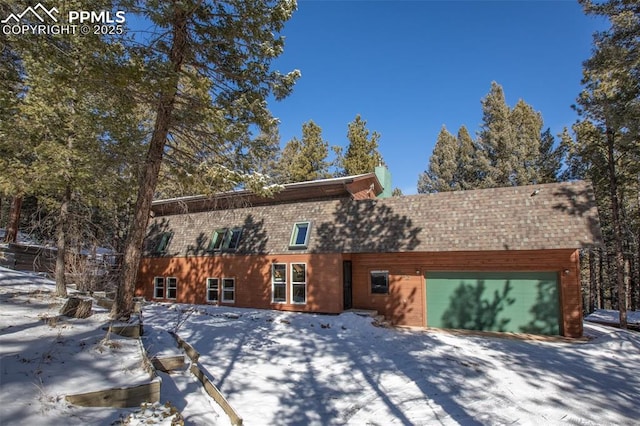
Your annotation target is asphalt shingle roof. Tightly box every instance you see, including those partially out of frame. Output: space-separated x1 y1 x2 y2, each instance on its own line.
145 180 601 256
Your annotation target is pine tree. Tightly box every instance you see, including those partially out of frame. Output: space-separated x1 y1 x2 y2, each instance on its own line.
0 1 144 296
510 99 543 185
537 128 565 183
475 82 551 188
111 0 300 319
418 82 566 194
418 126 458 193
559 127 590 182
341 115 383 175
0 41 25 244
476 82 516 187
565 120 619 314
278 138 303 182
278 120 331 183
575 0 640 327
455 125 482 190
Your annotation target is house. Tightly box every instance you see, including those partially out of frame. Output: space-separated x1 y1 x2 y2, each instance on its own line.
136 167 601 338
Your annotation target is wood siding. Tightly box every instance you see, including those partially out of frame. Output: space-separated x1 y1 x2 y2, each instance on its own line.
345 179 377 200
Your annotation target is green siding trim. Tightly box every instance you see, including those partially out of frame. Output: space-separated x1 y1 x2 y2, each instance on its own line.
426 271 560 335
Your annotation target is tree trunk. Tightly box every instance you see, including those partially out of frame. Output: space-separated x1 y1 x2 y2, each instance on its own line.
588 249 597 313
606 127 627 328
624 257 631 312
111 9 188 320
55 186 70 297
635 174 640 311
5 196 23 243
599 247 606 309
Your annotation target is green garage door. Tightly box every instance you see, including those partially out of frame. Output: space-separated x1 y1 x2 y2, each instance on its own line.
426 271 560 335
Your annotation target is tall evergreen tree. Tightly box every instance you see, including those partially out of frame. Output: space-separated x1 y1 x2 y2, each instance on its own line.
0 39 26 244
0 1 145 296
573 0 640 327
418 126 458 193
418 124 490 193
560 127 592 182
476 82 516 187
455 125 482 190
510 99 543 185
537 128 566 183
340 114 383 176
278 120 331 183
418 82 565 193
111 0 300 319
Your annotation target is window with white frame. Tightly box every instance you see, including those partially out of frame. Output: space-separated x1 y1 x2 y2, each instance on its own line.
370 270 389 294
153 277 165 299
166 277 177 299
289 222 310 249
272 264 286 303
291 263 306 304
222 278 235 303
208 228 242 252
207 278 219 303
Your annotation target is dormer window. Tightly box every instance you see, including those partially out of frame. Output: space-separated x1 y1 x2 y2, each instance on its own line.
154 232 172 254
208 228 226 251
208 227 242 252
226 228 242 249
289 222 310 249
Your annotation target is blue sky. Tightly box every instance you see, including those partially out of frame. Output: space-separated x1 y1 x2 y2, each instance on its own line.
268 0 607 194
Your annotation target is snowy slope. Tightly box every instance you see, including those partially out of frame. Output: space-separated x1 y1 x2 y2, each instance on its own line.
2 266 639 425
0 268 183 425
143 303 640 425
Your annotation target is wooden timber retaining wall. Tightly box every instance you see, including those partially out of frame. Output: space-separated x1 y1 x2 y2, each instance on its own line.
170 331 243 426
65 315 160 408
65 379 161 408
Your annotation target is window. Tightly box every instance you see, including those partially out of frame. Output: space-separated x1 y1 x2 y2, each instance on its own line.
291 263 306 304
166 277 177 299
153 277 165 299
222 278 235 303
289 222 311 249
272 264 286 303
370 270 389 294
206 278 219 303
208 229 227 251
225 228 242 250
208 228 242 252
155 232 172 254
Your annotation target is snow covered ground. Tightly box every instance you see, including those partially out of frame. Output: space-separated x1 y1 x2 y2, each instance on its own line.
0 268 158 425
2 266 639 425
585 309 640 327
143 303 640 425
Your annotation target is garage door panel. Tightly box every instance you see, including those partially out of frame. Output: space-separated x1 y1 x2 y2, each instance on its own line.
426 272 560 335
